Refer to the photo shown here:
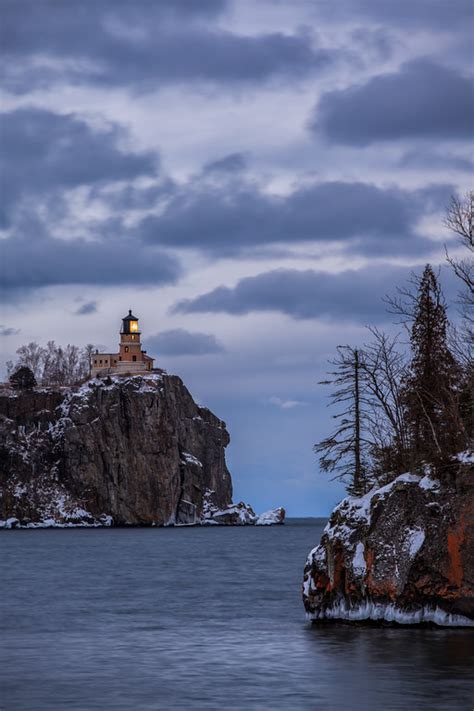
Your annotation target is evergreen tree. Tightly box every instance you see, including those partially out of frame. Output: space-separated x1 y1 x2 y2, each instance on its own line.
9 366 37 390
404 265 461 465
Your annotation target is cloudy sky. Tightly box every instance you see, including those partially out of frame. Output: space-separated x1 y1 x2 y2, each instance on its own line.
1 0 473 514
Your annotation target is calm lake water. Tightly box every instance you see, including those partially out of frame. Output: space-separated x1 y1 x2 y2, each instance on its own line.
1 520 473 710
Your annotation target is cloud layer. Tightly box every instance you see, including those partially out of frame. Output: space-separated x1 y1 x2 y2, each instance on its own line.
313 60 474 146
174 264 459 323
140 178 448 256
1 0 331 93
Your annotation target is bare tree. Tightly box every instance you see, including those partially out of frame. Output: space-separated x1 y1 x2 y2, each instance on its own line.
445 191 474 345
362 329 410 476
80 344 96 380
315 346 372 495
9 340 95 386
15 342 45 380
444 191 474 288
445 192 474 443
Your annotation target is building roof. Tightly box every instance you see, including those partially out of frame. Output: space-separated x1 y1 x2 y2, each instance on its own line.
122 309 139 321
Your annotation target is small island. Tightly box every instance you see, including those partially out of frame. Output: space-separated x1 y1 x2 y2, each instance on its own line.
303 205 474 628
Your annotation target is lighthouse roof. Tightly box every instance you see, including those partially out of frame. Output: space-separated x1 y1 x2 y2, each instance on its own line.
122 309 139 321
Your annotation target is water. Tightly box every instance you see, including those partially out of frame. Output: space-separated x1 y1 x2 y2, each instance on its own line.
1 520 473 711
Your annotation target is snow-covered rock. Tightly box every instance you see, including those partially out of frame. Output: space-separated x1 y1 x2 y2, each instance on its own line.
303 458 474 626
256 508 285 525
210 502 257 525
200 490 285 526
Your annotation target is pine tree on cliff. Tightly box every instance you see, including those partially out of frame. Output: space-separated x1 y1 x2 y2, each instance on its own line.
315 346 369 495
9 366 37 391
404 265 461 466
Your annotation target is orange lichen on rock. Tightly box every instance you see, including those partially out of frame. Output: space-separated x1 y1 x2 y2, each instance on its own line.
447 523 464 589
446 499 473 594
364 547 398 599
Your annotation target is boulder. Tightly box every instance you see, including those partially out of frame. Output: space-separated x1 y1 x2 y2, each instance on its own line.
303 459 474 626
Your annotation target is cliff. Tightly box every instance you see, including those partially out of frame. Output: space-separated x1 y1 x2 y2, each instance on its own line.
0 374 237 527
303 458 474 627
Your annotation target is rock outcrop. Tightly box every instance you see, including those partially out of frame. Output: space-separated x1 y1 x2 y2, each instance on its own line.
303 459 474 626
0 374 236 527
200 496 285 526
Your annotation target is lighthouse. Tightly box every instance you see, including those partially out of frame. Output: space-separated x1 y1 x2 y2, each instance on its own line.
90 310 155 377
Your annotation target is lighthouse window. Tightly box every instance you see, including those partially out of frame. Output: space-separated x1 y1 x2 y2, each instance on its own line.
94 360 97 365
130 321 138 332
132 355 137 362
131 335 136 341
125 346 129 353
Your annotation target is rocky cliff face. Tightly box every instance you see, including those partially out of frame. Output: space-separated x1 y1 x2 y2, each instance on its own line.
303 458 474 627
0 374 234 526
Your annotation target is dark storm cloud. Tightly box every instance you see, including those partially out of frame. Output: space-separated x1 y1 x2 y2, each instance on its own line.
140 179 448 256
0 108 157 227
0 325 20 336
147 329 224 356
1 0 330 93
173 265 457 323
173 267 402 321
75 301 98 316
314 0 473 29
1 235 181 292
311 60 474 146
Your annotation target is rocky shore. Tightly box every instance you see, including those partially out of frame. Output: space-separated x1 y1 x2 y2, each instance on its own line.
0 374 284 528
303 457 474 627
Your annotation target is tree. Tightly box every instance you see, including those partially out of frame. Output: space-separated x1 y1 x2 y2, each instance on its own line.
403 265 462 465
80 344 96 380
314 346 371 495
445 191 474 345
9 366 37 390
15 342 44 380
8 340 96 386
445 192 474 442
362 329 410 476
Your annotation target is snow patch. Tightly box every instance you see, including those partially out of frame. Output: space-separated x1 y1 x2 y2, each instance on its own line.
352 542 366 576
405 527 425 559
181 452 203 468
458 450 474 465
418 475 440 490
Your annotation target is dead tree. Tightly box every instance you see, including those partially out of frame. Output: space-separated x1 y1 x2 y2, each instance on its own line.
362 329 410 476
315 346 371 495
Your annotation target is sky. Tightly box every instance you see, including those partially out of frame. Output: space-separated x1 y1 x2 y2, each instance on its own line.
0 0 473 515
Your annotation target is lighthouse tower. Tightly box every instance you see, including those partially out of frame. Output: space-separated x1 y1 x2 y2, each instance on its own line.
90 310 154 377
119 310 143 364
